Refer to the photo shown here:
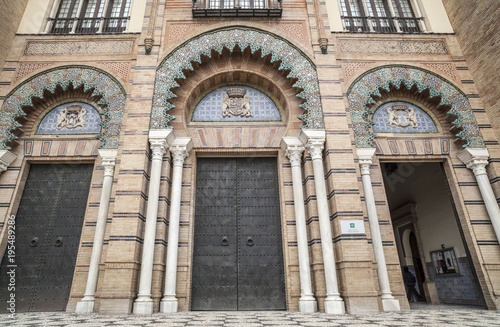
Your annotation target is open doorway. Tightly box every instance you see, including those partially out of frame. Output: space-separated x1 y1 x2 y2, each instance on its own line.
381 161 485 308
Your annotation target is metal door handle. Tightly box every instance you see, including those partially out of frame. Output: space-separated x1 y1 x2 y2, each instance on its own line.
222 236 229 246
55 237 63 247
247 237 254 246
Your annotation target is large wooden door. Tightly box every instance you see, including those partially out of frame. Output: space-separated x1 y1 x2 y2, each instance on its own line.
191 158 286 310
0 164 92 312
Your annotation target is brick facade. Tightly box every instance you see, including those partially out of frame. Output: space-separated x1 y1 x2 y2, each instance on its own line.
0 0 499 315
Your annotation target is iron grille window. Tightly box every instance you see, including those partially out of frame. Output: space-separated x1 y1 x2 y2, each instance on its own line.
51 0 79 34
50 0 131 34
339 0 422 33
193 0 282 17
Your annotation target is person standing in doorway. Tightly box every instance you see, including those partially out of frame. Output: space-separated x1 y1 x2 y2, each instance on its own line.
403 266 423 302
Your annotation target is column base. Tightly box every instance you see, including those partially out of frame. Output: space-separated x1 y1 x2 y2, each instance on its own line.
382 298 401 312
160 297 178 313
299 298 318 313
133 299 154 315
324 298 346 314
75 299 95 314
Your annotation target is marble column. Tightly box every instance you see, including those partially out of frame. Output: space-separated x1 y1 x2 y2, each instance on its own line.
160 138 193 313
281 137 318 313
133 130 174 315
458 148 500 244
0 150 16 175
357 148 400 312
300 130 345 314
76 149 117 313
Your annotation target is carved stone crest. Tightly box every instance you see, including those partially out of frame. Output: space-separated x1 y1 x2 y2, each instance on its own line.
221 88 252 117
56 104 87 129
386 104 418 128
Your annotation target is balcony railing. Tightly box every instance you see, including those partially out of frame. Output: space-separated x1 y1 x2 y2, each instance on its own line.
192 0 282 17
341 16 423 34
48 16 130 34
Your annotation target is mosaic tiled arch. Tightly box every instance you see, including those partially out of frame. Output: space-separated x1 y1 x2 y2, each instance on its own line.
152 27 324 130
347 65 484 148
0 66 126 150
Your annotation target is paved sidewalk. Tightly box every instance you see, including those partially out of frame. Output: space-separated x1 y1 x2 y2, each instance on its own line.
1 304 500 327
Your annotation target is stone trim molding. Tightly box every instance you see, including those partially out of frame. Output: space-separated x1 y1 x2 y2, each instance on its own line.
152 27 324 130
347 65 484 148
0 66 127 150
0 150 16 174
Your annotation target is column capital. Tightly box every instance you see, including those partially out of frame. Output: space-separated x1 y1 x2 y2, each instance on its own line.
281 137 305 167
299 130 326 160
98 149 118 177
0 150 17 174
149 129 174 160
170 138 193 167
457 148 490 176
356 148 376 175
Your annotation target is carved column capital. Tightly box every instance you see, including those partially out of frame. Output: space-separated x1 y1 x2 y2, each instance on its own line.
305 139 324 160
0 150 17 174
170 146 189 166
149 138 168 160
170 138 193 167
148 129 174 161
299 130 326 161
286 145 305 167
98 149 118 177
457 148 490 177
356 148 376 176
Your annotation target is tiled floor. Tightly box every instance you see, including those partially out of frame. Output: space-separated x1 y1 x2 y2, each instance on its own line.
2 304 500 327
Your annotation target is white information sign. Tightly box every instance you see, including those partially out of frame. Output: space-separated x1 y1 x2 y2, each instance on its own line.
340 220 365 234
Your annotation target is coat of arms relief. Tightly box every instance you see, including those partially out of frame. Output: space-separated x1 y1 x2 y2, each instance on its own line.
386 104 418 128
56 104 87 129
221 88 252 117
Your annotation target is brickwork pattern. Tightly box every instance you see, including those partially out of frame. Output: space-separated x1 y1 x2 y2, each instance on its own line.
442 0 500 143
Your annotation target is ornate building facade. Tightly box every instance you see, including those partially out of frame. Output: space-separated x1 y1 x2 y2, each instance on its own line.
0 0 499 315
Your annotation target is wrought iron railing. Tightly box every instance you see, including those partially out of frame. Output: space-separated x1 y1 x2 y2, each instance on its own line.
192 0 282 17
48 16 130 34
341 15 423 34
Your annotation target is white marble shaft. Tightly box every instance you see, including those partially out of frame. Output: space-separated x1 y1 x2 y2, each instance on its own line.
160 138 193 313
357 148 400 312
458 148 500 244
134 130 173 315
300 130 345 314
76 149 117 314
281 137 317 313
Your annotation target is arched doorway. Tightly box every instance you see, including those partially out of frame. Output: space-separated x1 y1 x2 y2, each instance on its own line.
0 66 126 312
137 26 328 312
348 65 492 309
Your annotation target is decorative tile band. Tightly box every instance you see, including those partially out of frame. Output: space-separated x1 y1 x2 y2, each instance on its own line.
0 66 126 150
347 65 484 148
339 39 448 55
24 40 134 56
152 27 324 130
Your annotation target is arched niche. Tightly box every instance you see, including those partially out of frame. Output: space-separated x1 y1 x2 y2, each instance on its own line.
0 66 126 149
347 65 485 148
152 26 324 130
